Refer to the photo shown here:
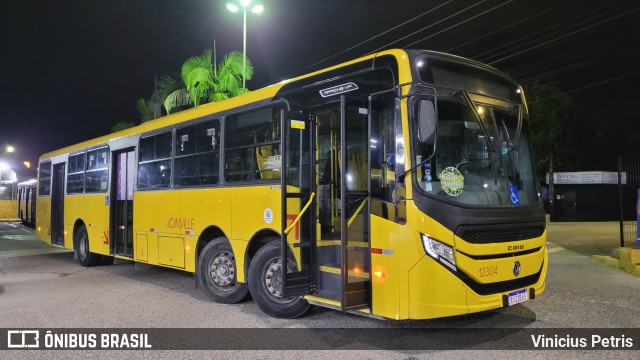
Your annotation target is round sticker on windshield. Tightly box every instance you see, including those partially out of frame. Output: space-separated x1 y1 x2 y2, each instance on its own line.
440 167 464 196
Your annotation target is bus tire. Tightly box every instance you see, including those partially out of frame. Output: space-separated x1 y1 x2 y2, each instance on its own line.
248 241 311 318
197 237 248 304
75 225 100 267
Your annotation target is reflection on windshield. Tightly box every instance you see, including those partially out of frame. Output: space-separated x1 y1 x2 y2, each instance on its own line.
413 99 538 206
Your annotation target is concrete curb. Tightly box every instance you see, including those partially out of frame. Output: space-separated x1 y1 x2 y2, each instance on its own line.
592 248 640 279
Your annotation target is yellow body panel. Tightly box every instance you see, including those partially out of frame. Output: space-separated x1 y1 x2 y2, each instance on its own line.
230 186 280 241
456 245 545 284
133 190 181 266
370 214 400 319
136 234 148 262
158 236 185 268
63 195 84 249
180 187 232 273
467 248 548 314
35 196 51 244
84 193 110 256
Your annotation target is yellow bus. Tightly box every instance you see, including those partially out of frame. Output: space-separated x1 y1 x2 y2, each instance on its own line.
17 178 37 227
36 49 547 319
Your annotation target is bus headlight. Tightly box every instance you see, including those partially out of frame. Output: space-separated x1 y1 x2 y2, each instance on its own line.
421 235 456 271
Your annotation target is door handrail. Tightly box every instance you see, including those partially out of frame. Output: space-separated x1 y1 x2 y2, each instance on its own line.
347 198 368 228
284 192 316 235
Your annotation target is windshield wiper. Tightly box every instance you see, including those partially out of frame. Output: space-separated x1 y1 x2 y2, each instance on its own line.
514 104 523 149
460 90 496 153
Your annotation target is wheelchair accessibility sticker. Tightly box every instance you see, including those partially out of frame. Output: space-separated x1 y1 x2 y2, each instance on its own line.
509 186 520 205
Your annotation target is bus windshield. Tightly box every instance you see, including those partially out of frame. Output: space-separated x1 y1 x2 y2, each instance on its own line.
413 96 539 206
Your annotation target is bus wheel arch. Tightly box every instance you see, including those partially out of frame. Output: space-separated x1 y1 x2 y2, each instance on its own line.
196 231 249 304
73 221 101 267
245 229 281 280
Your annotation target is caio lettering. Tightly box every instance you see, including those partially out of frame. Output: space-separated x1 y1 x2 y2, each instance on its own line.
508 245 524 251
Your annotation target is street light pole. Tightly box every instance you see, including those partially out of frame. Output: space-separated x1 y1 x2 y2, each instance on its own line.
243 8 247 92
227 0 263 94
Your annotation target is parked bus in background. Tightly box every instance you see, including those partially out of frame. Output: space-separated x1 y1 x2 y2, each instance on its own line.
35 49 547 319
17 179 37 227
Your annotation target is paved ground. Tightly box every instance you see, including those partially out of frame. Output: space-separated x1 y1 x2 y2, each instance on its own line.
0 221 638 359
546 218 621 257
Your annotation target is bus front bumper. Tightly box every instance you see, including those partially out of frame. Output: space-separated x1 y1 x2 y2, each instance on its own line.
407 246 548 320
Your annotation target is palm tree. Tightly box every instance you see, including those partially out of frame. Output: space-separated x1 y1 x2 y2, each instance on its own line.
111 121 135 133
157 75 191 115
136 98 157 122
112 49 252 133
167 49 252 113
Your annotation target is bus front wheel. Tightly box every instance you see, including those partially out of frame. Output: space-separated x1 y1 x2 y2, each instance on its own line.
75 225 101 267
248 241 311 318
197 237 249 304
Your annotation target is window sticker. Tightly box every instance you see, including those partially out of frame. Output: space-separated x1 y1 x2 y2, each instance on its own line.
440 167 464 196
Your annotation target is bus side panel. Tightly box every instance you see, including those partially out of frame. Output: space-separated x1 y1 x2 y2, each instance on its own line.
402 203 460 319
134 190 181 266
408 255 469 319
370 214 400 319
230 185 281 241
230 185 284 282
36 196 51 244
180 187 233 273
63 195 85 250
84 193 110 256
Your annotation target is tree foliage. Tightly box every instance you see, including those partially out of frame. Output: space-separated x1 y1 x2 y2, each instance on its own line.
110 121 136 133
524 83 575 178
112 49 252 133
136 98 157 123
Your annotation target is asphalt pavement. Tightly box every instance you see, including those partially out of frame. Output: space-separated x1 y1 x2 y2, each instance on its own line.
0 220 638 359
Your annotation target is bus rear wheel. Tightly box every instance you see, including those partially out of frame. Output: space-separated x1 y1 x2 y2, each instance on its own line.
197 237 248 304
248 241 311 318
75 225 101 267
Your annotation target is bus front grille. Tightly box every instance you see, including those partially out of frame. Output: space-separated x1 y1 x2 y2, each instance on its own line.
456 222 545 244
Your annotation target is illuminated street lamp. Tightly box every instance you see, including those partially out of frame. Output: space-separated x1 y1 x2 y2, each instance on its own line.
227 0 263 93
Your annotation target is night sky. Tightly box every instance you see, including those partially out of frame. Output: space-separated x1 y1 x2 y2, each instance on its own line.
1 0 639 178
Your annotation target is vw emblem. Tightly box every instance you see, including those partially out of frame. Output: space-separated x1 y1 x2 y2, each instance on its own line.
512 260 522 276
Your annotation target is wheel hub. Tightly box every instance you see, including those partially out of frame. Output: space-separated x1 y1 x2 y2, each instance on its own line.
209 252 235 287
261 258 296 304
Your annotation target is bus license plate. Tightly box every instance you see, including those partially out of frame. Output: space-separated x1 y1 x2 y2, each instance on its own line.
507 289 528 306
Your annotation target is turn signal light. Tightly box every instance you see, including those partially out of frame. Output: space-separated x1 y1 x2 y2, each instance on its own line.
37 226 41 232
374 271 385 278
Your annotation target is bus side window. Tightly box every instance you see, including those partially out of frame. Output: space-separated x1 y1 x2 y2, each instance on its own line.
370 93 396 203
224 107 281 182
85 147 109 193
138 131 172 190
175 120 220 187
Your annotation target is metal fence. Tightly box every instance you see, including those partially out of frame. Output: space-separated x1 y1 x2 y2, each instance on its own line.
618 157 639 248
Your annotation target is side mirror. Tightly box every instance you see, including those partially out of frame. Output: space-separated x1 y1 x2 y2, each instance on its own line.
418 100 436 145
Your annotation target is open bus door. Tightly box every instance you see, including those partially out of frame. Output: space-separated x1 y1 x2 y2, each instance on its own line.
110 148 135 257
51 163 65 246
280 109 317 297
281 96 371 311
